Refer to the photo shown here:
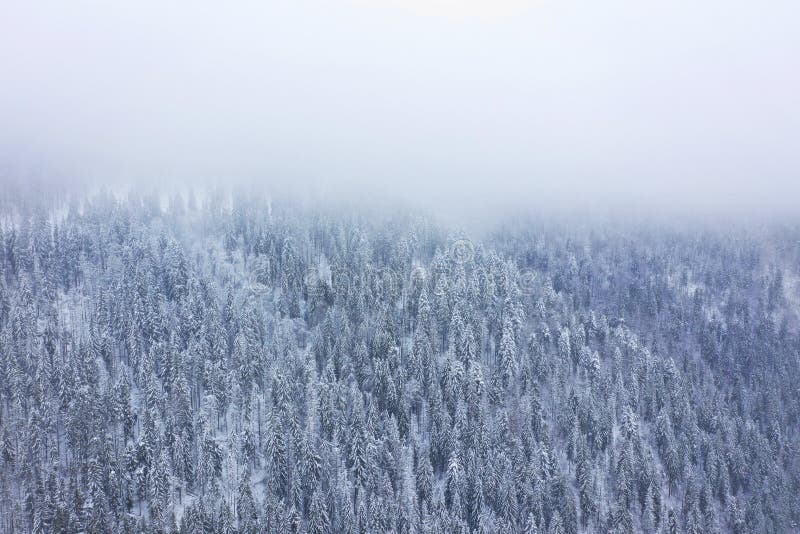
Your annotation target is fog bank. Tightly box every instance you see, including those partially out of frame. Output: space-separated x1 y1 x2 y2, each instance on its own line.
1 0 799 220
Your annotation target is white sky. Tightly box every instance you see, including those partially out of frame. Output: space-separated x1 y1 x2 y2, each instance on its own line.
1 0 798 218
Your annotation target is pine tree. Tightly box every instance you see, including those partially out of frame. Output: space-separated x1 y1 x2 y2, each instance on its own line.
499 315 518 386
308 489 331 534
236 473 258 534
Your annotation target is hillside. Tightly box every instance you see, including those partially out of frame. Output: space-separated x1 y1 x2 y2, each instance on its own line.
0 188 798 533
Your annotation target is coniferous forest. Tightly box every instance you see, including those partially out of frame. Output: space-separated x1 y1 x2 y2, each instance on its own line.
0 187 798 534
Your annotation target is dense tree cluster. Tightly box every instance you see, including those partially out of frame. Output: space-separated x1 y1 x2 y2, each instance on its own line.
0 188 798 533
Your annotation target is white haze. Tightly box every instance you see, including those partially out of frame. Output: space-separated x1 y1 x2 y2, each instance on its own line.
1 0 798 220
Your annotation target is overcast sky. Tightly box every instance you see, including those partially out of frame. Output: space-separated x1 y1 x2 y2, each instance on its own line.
1 0 798 218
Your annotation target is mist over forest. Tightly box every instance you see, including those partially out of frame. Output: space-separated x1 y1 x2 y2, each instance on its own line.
2 1 800 533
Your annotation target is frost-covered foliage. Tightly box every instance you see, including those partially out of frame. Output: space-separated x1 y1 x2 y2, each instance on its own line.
0 187 798 533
